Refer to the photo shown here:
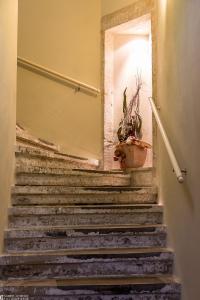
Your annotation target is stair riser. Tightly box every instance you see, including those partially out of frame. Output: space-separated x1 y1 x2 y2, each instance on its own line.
130 169 153 187
0 283 181 299
16 139 58 152
0 289 181 300
0 296 181 300
5 233 166 252
0 295 181 300
15 174 130 187
15 144 99 170
9 205 162 215
0 260 173 280
12 193 157 206
9 213 163 228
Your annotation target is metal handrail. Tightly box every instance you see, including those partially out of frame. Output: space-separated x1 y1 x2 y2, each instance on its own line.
149 97 185 183
17 57 101 96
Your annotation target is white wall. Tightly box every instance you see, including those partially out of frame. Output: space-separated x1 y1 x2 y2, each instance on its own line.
104 29 152 169
157 0 200 299
0 0 18 252
113 33 152 166
17 0 101 159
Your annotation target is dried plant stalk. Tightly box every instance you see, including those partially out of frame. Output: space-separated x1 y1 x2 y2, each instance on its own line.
117 73 143 142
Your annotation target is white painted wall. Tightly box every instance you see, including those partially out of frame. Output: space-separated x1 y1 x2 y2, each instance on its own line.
0 0 18 252
104 28 152 169
157 0 200 299
113 33 152 166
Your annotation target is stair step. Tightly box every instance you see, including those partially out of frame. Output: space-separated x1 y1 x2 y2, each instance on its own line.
8 205 163 228
16 125 59 152
15 145 99 170
11 186 157 206
0 248 174 280
15 168 130 186
5 224 167 252
0 276 181 299
16 166 124 176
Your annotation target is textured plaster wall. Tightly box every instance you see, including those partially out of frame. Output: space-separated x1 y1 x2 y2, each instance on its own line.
157 0 200 299
104 32 152 170
113 33 152 167
103 31 114 169
17 0 101 159
102 0 155 170
0 0 18 252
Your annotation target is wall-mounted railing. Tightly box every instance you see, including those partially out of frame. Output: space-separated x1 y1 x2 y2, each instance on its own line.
17 57 101 97
149 97 186 183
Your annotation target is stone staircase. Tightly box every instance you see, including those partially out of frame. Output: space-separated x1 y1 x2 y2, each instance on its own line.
16 124 99 170
0 128 181 299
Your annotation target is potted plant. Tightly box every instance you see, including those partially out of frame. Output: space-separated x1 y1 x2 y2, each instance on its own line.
114 74 151 169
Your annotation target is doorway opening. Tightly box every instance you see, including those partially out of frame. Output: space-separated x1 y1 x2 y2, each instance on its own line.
103 14 153 170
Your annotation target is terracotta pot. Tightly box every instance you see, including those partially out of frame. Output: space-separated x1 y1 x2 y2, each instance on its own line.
120 144 147 169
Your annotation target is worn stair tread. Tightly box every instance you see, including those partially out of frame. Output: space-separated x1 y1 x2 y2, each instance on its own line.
16 137 58 153
12 186 156 194
0 248 174 281
16 145 88 162
6 223 166 230
0 247 173 260
15 170 131 187
15 145 99 165
16 128 59 152
0 277 181 298
8 203 163 227
12 188 158 206
8 204 163 216
9 204 161 208
5 224 166 237
5 224 167 252
0 279 181 298
16 167 129 177
15 145 100 171
0 275 180 287
16 145 58 158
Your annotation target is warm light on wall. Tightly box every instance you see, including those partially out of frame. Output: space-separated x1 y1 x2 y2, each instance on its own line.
160 0 168 18
124 38 149 72
161 0 167 9
159 0 168 37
